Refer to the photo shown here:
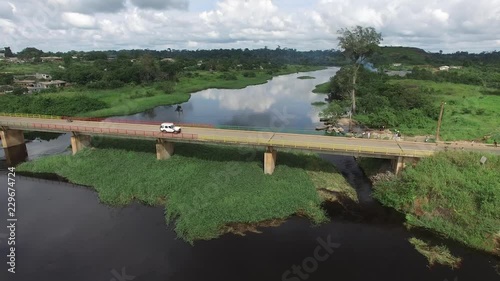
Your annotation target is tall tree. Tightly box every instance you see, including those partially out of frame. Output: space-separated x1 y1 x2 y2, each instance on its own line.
337 26 382 114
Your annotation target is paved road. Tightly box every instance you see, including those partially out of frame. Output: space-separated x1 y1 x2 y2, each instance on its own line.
1 116 499 158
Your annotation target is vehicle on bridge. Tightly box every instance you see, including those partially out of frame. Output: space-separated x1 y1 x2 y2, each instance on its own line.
160 123 182 134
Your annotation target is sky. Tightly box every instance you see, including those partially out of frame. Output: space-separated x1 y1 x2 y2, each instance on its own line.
1 0 499 53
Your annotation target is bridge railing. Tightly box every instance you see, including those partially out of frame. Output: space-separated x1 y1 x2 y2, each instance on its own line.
215 125 325 135
0 113 217 129
0 121 199 141
198 135 435 157
0 112 61 119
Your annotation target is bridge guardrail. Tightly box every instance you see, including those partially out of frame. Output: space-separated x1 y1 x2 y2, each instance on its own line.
0 113 216 129
0 112 61 119
198 135 435 157
0 121 199 141
215 125 325 135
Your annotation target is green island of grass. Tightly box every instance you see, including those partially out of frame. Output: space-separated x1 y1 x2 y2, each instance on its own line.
312 82 330 94
297 76 316 80
373 151 500 256
17 138 355 243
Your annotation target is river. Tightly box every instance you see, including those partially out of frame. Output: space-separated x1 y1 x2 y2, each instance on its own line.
1 68 498 280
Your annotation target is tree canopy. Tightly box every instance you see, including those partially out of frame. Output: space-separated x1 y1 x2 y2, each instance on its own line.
334 26 383 114
338 26 382 64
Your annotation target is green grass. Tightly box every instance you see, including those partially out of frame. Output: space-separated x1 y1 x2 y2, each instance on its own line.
374 151 500 255
389 79 500 141
0 61 65 75
408 238 462 269
17 138 353 242
312 82 331 94
40 65 326 117
298 76 316 80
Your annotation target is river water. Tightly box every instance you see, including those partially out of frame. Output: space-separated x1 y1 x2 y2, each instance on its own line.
1 68 499 280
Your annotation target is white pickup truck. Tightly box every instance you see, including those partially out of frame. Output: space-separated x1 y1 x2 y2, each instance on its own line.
160 123 182 134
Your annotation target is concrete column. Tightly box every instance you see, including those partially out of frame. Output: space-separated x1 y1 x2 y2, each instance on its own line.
156 139 174 160
392 156 406 175
1 129 28 166
70 134 91 155
264 146 277 175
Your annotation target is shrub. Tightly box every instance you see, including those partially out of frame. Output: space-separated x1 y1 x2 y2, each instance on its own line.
243 71 257 78
218 73 238 80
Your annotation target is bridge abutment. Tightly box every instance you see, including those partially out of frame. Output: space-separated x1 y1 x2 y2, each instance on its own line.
392 156 405 175
156 139 174 160
1 129 28 166
70 134 91 155
264 146 277 175
392 156 420 175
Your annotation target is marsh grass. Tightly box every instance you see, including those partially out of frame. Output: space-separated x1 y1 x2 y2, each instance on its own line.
312 82 331 94
18 137 353 242
409 238 462 269
374 151 500 255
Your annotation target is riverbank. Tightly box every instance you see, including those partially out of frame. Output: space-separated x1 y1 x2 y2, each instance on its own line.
17 137 354 242
365 151 500 256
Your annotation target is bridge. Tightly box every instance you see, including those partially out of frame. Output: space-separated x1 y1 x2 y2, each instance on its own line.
1 114 498 174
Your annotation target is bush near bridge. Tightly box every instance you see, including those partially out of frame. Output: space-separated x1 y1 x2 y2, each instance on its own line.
0 94 108 116
373 151 500 255
17 138 354 242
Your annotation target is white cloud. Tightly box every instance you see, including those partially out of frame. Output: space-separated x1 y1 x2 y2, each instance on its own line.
61 12 97 28
1 0 500 53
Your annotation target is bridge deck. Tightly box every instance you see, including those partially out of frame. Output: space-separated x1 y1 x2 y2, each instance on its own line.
1 116 499 158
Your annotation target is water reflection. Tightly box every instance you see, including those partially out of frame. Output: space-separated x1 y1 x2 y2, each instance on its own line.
0 133 71 164
113 68 339 130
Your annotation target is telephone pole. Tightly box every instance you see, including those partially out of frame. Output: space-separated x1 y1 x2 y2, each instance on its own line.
435 102 446 141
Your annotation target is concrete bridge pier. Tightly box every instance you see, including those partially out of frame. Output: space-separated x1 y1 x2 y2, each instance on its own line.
1 129 28 166
156 139 174 160
392 156 405 175
70 133 91 155
264 146 277 175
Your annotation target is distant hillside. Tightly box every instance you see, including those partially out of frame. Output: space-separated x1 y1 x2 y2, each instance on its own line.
370 46 500 68
371 46 433 66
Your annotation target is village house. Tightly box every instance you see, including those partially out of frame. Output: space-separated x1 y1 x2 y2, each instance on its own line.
5 58 23 63
35 73 52 80
14 79 36 88
0 85 13 95
37 80 67 89
439 66 450 71
41 56 63 62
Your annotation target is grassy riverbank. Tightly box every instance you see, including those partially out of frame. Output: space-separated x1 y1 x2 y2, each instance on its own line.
312 82 330 94
388 80 500 141
17 137 353 242
373 151 500 255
